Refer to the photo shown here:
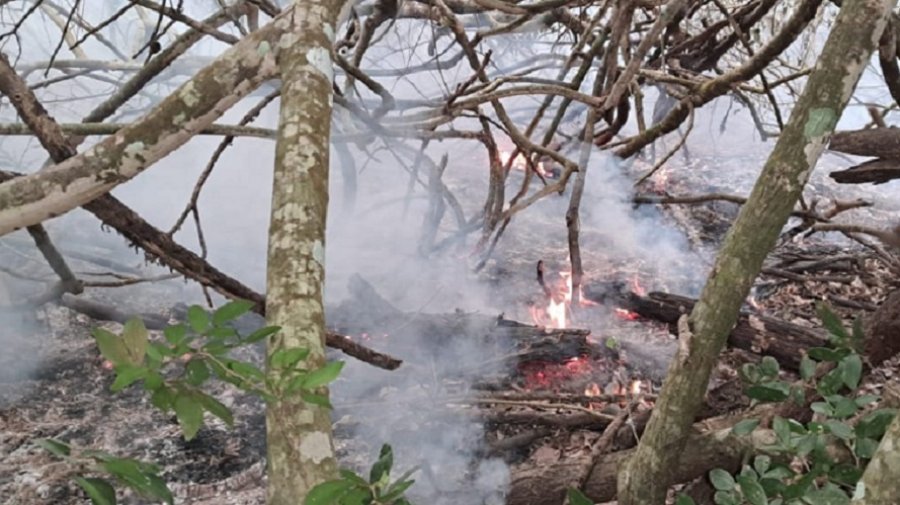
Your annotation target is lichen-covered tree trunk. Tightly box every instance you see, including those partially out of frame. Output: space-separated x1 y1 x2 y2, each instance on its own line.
617 1 895 503
264 1 344 503
852 410 900 504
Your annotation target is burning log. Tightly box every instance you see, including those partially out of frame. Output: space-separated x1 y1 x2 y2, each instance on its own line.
584 287 827 371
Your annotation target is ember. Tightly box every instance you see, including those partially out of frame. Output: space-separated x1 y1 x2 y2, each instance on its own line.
531 268 597 329
500 149 548 178
614 308 640 321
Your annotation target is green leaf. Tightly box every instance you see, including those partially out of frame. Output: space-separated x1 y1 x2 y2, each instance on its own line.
676 495 697 505
110 364 148 392
75 477 117 505
270 347 311 370
840 354 862 390
713 490 740 505
301 391 333 409
212 300 255 325
855 394 880 407
150 385 174 412
773 416 791 446
830 396 859 419
825 420 854 440
800 355 817 380
163 324 187 345
121 318 148 364
740 363 762 384
381 479 416 502
816 302 848 341
855 409 897 439
338 469 370 488
829 464 863 487
184 359 210 386
566 488 593 505
802 485 849 505
732 419 760 436
206 326 238 339
242 325 281 344
195 392 234 427
36 438 70 458
186 306 210 334
818 368 846 396
851 316 865 352
304 361 345 389
305 479 354 505
709 468 736 491
738 474 767 505
93 328 130 367
747 382 790 402
759 356 780 378
807 347 848 363
144 371 164 391
173 392 204 441
753 455 771 475
811 402 834 416
370 444 394 485
142 473 174 505
855 437 879 459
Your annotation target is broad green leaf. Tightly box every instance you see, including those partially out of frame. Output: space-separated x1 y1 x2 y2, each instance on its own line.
829 464 863 487
709 468 736 491
753 455 771 475
747 382 790 402
566 488 593 505
676 495 697 505
143 371 164 391
186 306 210 333
212 300 255 325
811 402 834 416
807 347 847 363
270 348 311 370
75 477 117 505
825 420 854 440
143 473 174 504
759 356 780 378
341 487 373 505
732 419 760 436
855 395 880 407
817 368 846 396
338 469 370 488
93 328 130 367
738 475 767 505
840 355 862 390
773 416 791 446
35 438 70 458
242 325 281 344
855 409 897 439
184 359 210 386
855 437 879 459
150 385 174 412
173 392 204 441
305 479 354 505
370 444 394 485
713 490 740 505
740 363 762 384
851 316 865 352
802 485 849 505
110 364 148 392
163 324 187 345
206 326 238 339
816 302 848 341
304 361 345 389
800 355 816 380
301 391 333 409
830 396 858 419
195 392 234 427
121 318 148 364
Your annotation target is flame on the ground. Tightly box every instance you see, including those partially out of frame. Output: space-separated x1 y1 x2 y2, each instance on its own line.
583 379 648 398
531 270 597 329
614 308 640 321
631 275 646 296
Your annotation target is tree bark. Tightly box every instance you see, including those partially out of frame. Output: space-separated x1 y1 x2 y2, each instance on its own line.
264 1 344 503
0 7 299 237
617 1 895 503
851 408 900 504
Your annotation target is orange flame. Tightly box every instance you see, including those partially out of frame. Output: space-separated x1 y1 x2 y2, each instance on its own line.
584 382 602 397
614 308 640 321
500 149 548 177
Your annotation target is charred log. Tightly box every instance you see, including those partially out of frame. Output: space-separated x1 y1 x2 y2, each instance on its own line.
585 287 827 371
829 158 900 185
829 128 900 159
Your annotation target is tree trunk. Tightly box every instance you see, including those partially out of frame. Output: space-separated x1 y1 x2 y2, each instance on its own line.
264 1 344 503
617 1 895 503
851 408 900 504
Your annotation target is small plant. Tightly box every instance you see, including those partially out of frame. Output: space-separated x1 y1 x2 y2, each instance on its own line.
39 299 351 505
306 444 417 505
678 303 896 505
34 439 172 505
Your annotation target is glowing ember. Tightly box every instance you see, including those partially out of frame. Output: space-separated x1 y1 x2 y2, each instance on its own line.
584 382 601 397
614 308 640 321
630 380 643 395
630 275 646 296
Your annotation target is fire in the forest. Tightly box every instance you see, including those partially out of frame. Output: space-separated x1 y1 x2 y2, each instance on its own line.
500 149 549 178
530 268 597 329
